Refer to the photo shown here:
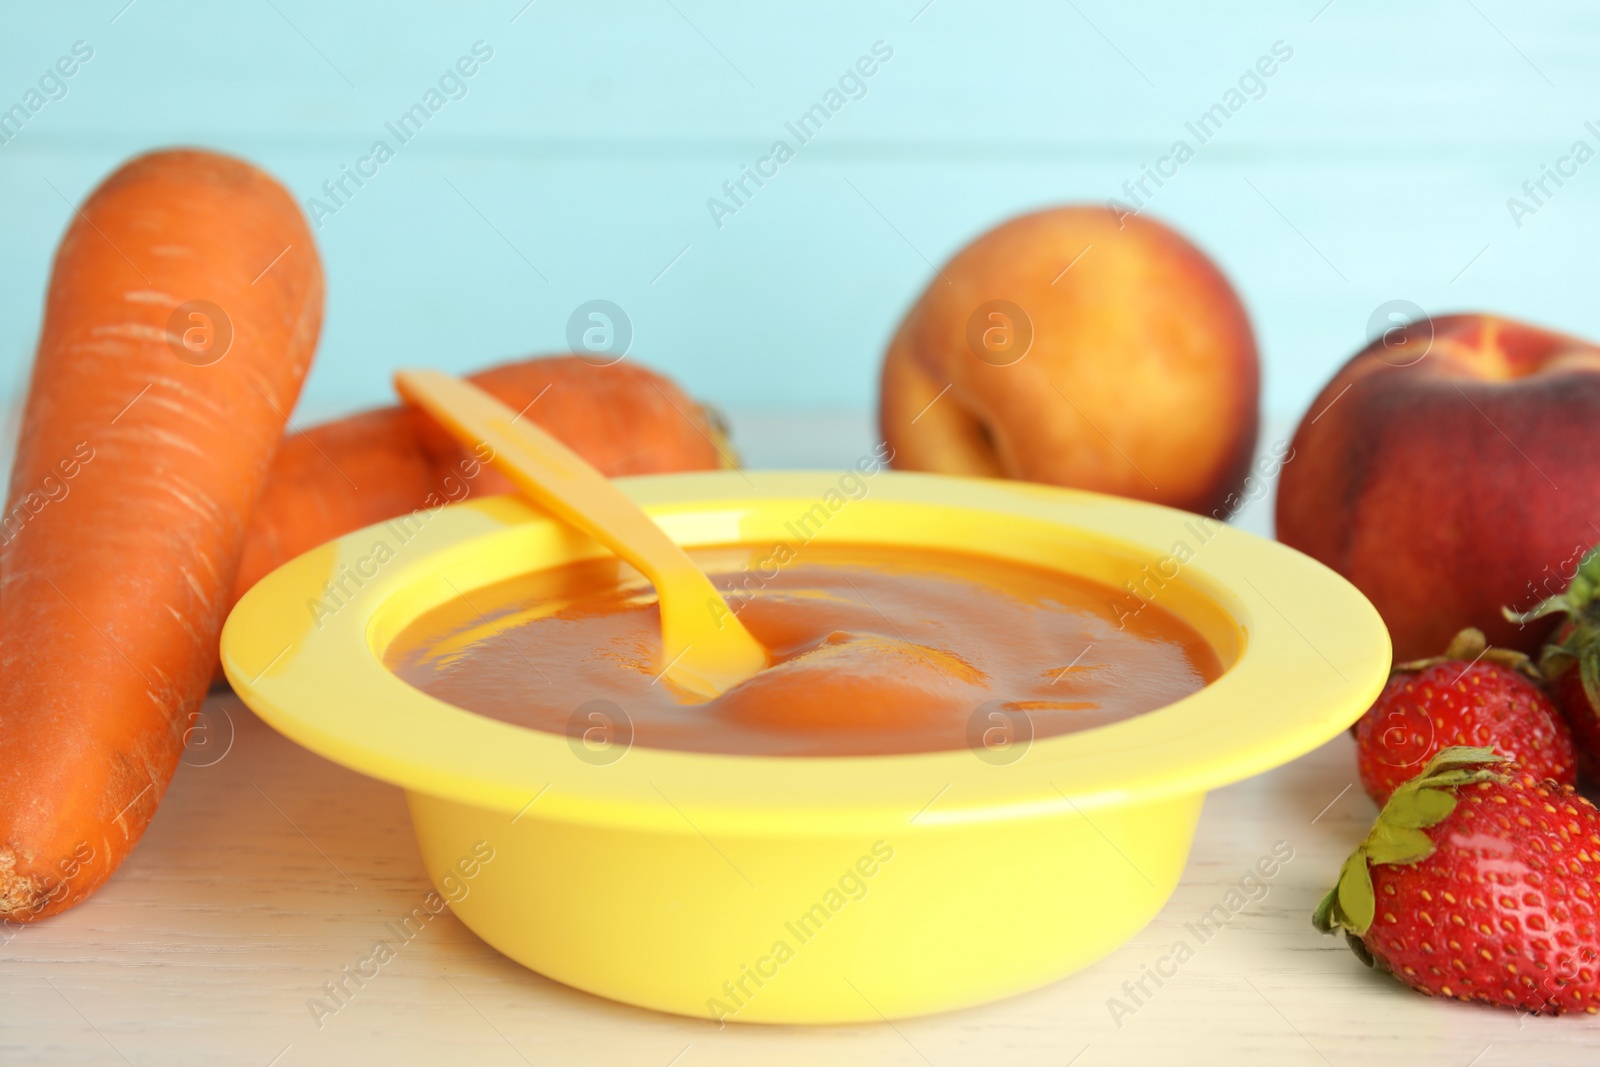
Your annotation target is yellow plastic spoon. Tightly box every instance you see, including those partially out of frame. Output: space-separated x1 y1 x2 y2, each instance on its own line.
394 369 768 700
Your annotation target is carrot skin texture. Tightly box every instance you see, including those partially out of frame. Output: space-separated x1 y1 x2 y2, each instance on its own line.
0 149 323 921
230 356 728 608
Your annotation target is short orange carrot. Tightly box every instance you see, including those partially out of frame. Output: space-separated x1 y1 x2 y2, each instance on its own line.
229 355 731 608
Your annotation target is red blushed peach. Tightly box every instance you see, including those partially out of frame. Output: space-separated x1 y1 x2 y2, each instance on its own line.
1276 313 1600 659
878 206 1260 516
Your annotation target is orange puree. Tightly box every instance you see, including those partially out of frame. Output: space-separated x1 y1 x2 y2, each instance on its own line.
384 543 1221 757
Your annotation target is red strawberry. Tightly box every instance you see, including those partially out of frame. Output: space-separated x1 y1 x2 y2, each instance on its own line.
1315 747 1600 1014
1352 628 1576 805
1505 545 1600 776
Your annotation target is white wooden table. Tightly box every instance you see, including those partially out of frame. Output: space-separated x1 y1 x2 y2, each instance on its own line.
5 416 1599 1065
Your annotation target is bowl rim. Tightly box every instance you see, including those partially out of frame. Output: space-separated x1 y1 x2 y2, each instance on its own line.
220 470 1390 836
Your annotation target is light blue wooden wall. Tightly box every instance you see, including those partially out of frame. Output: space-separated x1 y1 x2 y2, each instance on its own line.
3 1 1598 425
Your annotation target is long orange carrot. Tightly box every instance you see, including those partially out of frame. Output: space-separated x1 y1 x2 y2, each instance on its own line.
0 149 322 921
229 356 731 608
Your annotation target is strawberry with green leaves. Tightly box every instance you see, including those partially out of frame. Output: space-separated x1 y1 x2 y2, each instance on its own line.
1352 628 1575 805
1506 544 1600 776
1315 747 1600 1014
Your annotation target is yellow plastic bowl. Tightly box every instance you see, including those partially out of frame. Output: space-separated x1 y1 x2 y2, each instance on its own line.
221 471 1389 1024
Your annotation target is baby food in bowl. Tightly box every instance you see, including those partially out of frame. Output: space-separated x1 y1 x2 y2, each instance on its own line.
222 471 1389 1024
385 543 1222 757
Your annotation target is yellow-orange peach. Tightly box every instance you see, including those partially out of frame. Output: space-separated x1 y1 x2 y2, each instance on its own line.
879 206 1259 516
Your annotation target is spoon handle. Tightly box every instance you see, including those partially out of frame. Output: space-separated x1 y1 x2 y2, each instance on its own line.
394 370 766 698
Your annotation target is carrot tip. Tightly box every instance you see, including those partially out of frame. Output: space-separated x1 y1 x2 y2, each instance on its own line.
0 848 47 922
